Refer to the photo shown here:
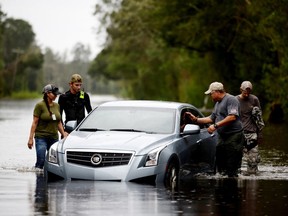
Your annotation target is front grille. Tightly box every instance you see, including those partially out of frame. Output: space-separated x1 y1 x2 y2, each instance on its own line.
66 151 133 168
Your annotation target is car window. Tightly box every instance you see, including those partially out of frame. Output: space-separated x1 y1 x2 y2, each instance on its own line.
79 107 176 134
180 108 206 131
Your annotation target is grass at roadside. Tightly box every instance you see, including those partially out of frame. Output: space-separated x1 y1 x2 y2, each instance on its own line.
10 91 42 99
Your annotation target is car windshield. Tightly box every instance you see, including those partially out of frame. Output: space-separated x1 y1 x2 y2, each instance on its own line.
78 106 176 134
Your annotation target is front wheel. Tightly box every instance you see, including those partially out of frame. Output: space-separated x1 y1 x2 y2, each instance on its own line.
164 160 179 190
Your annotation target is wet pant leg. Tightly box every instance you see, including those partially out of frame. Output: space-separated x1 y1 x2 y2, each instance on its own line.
246 145 260 173
220 132 244 177
35 138 58 169
216 144 227 174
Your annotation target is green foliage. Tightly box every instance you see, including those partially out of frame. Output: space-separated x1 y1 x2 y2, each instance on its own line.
0 15 44 97
20 45 44 69
3 18 35 63
0 6 6 97
10 91 41 99
90 0 225 103
90 0 288 120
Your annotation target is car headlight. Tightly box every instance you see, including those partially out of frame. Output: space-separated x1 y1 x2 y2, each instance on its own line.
145 146 166 167
47 143 58 164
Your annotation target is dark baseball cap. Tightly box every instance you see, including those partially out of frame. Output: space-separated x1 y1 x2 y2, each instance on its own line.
42 84 61 95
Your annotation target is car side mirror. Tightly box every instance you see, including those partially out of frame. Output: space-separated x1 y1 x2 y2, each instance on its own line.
182 124 200 135
65 120 77 133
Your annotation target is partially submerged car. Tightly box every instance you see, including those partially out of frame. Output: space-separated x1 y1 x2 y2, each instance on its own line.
45 100 216 188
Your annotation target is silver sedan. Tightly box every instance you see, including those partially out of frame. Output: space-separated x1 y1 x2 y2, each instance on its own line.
45 100 216 188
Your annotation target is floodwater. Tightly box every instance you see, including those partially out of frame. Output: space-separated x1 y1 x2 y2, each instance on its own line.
1 96 288 215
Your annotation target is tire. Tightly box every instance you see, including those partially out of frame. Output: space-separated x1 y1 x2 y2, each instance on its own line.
164 160 179 190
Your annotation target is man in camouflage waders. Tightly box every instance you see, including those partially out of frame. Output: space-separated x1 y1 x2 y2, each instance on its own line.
237 81 265 175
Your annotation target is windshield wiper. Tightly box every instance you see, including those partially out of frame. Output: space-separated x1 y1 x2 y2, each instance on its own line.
109 129 156 134
78 128 106 132
110 129 143 132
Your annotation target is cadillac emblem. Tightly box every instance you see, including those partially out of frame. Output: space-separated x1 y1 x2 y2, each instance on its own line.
90 153 102 165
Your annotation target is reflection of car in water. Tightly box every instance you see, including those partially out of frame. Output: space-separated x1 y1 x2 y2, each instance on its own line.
45 100 216 188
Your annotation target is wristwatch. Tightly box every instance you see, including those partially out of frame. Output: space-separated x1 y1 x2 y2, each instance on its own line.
214 123 219 129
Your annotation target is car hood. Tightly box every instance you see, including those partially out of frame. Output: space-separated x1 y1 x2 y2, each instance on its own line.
60 131 175 155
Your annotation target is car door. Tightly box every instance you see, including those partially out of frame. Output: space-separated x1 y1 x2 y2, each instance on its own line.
179 107 216 172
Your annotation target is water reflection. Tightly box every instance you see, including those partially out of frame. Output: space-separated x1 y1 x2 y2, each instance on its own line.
34 173 48 214
173 178 288 215
174 179 244 215
31 174 288 215
213 179 245 215
33 175 179 215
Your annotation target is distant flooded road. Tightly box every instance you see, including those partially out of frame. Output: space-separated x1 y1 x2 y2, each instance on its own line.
1 96 288 215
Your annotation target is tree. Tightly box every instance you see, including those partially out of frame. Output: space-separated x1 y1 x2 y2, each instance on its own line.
3 18 35 63
0 6 6 96
90 0 222 102
0 17 44 95
90 0 288 119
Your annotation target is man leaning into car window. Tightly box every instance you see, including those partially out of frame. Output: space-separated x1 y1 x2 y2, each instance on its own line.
184 82 245 178
180 111 194 132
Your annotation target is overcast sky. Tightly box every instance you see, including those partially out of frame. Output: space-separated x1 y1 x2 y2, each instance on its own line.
0 0 105 60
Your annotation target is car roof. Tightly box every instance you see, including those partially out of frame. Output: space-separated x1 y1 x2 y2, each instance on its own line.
99 100 196 109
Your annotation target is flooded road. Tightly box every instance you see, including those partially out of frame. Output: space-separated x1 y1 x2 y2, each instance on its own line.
1 96 288 215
